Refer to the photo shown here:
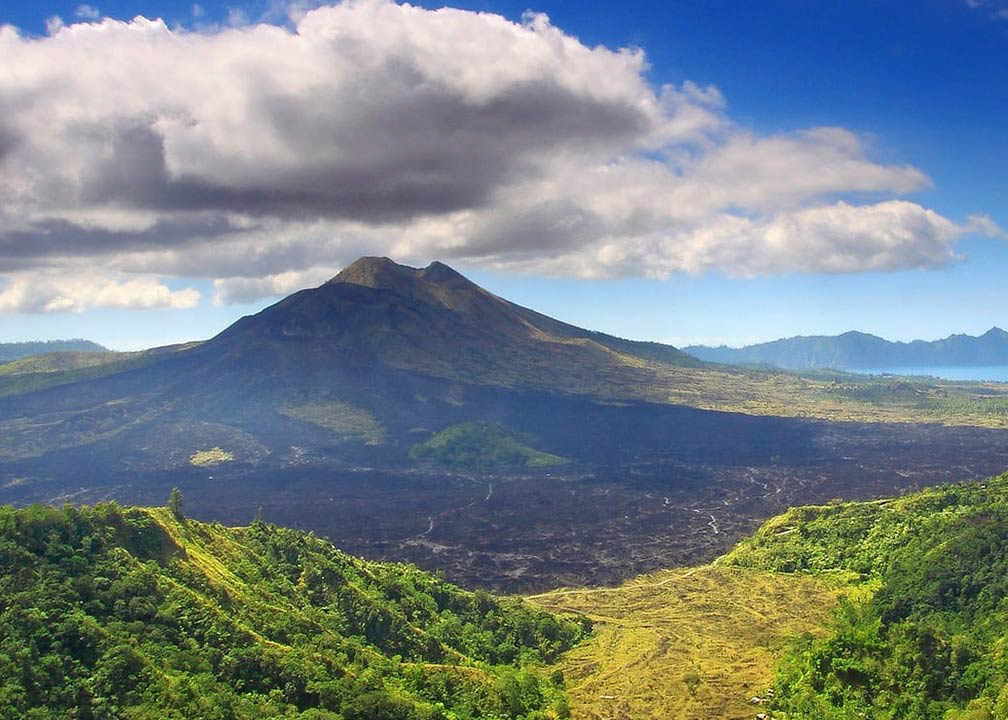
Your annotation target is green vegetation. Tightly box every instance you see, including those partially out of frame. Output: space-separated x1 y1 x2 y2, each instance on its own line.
189 447 235 467
820 373 1008 423
525 472 1008 720
657 364 1008 429
0 342 198 400
168 487 184 518
410 422 568 471
725 473 1008 719
0 351 125 376
0 503 588 719
0 340 109 364
0 358 141 399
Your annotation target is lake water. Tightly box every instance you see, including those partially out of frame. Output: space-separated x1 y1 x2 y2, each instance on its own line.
850 366 1008 383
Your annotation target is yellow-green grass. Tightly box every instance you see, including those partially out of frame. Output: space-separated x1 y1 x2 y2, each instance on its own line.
647 363 1008 429
141 507 532 679
189 446 235 466
277 399 386 444
0 351 128 375
528 565 859 720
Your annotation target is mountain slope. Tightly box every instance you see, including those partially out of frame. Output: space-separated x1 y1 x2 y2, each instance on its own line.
686 327 1008 370
0 257 708 470
204 256 699 391
0 339 109 363
0 501 586 720
0 350 126 375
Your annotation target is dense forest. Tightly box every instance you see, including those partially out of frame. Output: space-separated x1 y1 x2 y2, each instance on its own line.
726 473 1008 719
0 501 588 720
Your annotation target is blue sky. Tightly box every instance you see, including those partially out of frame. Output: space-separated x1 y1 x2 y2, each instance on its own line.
1 0 1006 349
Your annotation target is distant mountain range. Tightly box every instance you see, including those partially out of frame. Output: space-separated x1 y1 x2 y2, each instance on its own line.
0 339 108 363
685 328 1008 370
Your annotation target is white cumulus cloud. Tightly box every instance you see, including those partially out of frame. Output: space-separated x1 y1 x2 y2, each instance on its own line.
0 273 200 313
0 0 1000 310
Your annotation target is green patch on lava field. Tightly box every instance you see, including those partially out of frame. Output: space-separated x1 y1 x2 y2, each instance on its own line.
410 421 569 471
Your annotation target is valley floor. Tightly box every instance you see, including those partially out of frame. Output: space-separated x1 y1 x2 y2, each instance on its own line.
528 565 858 720
7 409 1008 593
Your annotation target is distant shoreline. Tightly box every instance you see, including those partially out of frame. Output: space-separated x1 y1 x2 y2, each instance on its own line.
849 366 1008 383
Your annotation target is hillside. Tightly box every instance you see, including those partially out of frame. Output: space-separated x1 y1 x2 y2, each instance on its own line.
0 501 587 720
0 342 194 399
527 472 1008 720
686 327 1008 370
9 478 1006 720
0 339 109 363
723 472 1008 719
0 350 126 376
205 256 701 394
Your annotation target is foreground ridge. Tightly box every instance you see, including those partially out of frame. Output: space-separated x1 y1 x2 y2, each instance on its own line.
0 502 587 720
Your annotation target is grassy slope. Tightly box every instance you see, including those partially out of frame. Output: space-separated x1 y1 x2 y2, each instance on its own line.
0 351 127 375
4 454 1007 720
0 343 205 399
277 400 386 445
0 340 108 363
527 566 855 720
0 503 587 720
410 422 568 471
0 357 143 398
650 365 1008 429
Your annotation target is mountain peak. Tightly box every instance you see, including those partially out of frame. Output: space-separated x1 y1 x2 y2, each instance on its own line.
331 256 414 288
330 257 476 292
328 257 487 314
419 260 465 282
837 330 883 341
